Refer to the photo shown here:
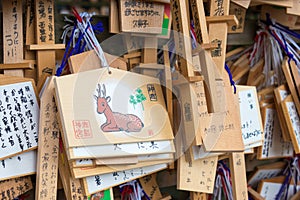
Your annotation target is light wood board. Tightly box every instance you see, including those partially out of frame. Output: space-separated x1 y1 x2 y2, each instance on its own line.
35 0 56 79
0 176 33 199
82 163 167 195
0 77 39 160
35 77 59 200
55 68 174 147
257 104 293 159
281 95 300 153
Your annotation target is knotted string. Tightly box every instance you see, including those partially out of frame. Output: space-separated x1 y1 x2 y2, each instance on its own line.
275 160 291 200
56 20 77 76
225 63 236 94
215 161 233 200
263 13 300 69
275 170 291 200
265 13 300 40
275 157 300 199
72 8 110 74
56 12 105 76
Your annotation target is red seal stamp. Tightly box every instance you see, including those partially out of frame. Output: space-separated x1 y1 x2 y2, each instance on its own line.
72 120 93 139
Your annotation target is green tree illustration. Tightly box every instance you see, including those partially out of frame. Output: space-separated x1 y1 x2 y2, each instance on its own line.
135 88 146 110
129 95 137 109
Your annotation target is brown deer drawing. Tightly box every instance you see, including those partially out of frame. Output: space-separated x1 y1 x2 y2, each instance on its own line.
94 84 144 132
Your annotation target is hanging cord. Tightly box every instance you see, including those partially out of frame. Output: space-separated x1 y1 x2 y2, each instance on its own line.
72 8 110 74
275 158 293 200
269 28 300 98
275 170 291 200
249 31 267 67
248 13 300 87
265 13 300 40
262 13 300 70
190 21 198 50
56 18 77 76
119 180 150 200
224 63 236 94
56 13 105 76
291 157 300 195
212 161 233 200
275 157 300 200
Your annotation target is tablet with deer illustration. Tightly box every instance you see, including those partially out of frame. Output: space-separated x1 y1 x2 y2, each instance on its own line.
54 68 174 148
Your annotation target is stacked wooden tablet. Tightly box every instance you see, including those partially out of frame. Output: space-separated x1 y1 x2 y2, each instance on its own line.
54 64 175 195
0 76 38 198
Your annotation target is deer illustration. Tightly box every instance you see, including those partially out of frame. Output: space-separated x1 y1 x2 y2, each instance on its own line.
94 84 144 132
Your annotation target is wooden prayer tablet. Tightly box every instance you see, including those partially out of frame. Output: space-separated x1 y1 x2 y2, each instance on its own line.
139 173 163 200
229 2 246 33
95 153 173 166
67 140 175 160
196 0 242 151
176 82 203 148
287 0 300 16
163 45 173 128
261 5 298 29
177 154 218 193
71 158 172 178
0 77 39 160
137 153 174 162
35 77 60 200
140 38 158 65
190 192 207 200
236 86 264 148
231 0 251 8
190 0 210 44
24 0 37 81
200 84 244 152
248 187 265 200
131 4 173 38
0 63 34 70
260 1 293 8
282 58 300 116
225 47 246 59
170 0 194 77
110 0 120 33
68 50 127 74
95 156 139 166
257 104 293 160
71 159 95 168
257 86 275 101
273 84 291 142
55 67 174 148
281 95 300 153
248 161 286 189
247 59 264 85
229 152 249 200
0 150 36 181
0 176 33 199
58 143 88 200
257 176 300 200
232 59 250 82
34 0 57 79
82 163 168 195
289 60 300 96
119 0 164 34
2 0 23 65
